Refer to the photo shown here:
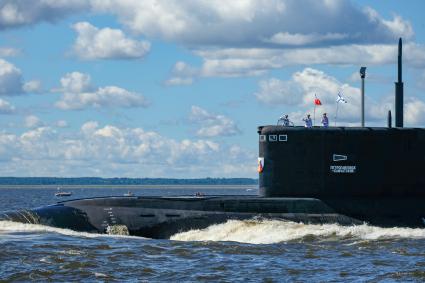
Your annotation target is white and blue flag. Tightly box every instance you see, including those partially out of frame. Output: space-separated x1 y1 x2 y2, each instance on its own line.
336 92 347 103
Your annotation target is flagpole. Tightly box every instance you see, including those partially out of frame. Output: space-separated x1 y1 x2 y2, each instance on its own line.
313 94 317 126
335 101 339 126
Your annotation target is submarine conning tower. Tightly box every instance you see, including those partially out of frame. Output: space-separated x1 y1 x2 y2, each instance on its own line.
257 38 425 198
257 126 425 197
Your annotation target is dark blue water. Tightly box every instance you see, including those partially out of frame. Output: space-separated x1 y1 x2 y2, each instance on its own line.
1 186 425 282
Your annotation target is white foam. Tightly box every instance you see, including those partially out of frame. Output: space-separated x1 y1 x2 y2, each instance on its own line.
94 272 110 278
0 221 145 240
170 219 425 244
3 219 424 244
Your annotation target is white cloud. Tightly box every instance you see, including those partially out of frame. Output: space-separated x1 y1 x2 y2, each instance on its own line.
59 71 92 93
103 0 416 80
0 132 18 161
0 98 15 114
199 55 270 78
265 32 348 46
0 59 43 95
404 98 425 125
188 43 425 78
24 115 43 128
0 58 24 95
0 0 90 29
55 72 148 110
0 47 20 57
165 61 197 85
255 78 301 105
365 7 414 40
2 1 422 81
190 106 241 137
165 77 193 86
91 1 422 81
55 120 68 128
23 80 42 93
0 122 256 177
81 120 99 135
254 67 405 126
56 86 149 110
3 0 412 50
72 22 150 60
93 0 413 47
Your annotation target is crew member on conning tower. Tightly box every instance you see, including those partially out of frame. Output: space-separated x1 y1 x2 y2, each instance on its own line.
321 113 329 127
278 114 293 126
303 114 313 128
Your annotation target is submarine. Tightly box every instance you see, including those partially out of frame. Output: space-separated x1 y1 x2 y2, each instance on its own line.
2 38 425 238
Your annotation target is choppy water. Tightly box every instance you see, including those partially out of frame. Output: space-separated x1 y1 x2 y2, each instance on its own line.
1 186 425 282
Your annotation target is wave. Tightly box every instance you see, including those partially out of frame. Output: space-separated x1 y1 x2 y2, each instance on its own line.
3 219 425 244
170 219 425 244
0 221 145 240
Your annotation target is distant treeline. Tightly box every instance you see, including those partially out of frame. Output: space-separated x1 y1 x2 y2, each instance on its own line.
0 177 258 185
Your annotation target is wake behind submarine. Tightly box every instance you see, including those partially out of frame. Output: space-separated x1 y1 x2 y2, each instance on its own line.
2 38 425 238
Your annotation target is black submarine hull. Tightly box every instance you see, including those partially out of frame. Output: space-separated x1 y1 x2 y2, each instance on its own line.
4 126 424 238
1 195 424 239
2 39 423 238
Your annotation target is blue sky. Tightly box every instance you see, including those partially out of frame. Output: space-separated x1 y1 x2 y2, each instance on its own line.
0 0 424 178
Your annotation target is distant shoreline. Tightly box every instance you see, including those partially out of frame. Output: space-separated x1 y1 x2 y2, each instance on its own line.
0 184 258 190
0 177 258 186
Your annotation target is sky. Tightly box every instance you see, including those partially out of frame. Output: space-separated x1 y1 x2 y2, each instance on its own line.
0 0 424 178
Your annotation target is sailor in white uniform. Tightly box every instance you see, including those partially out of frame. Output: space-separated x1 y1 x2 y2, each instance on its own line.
303 114 313 128
278 114 292 126
321 113 329 127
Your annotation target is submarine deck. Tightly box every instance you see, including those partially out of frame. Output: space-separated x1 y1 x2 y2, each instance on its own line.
259 125 425 133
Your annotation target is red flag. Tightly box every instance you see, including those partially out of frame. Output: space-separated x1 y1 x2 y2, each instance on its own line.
314 98 322 105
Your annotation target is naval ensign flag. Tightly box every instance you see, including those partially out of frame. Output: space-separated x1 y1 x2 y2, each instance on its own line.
335 92 347 126
337 93 347 104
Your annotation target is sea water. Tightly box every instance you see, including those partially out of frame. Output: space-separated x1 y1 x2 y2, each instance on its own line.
1 186 425 282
